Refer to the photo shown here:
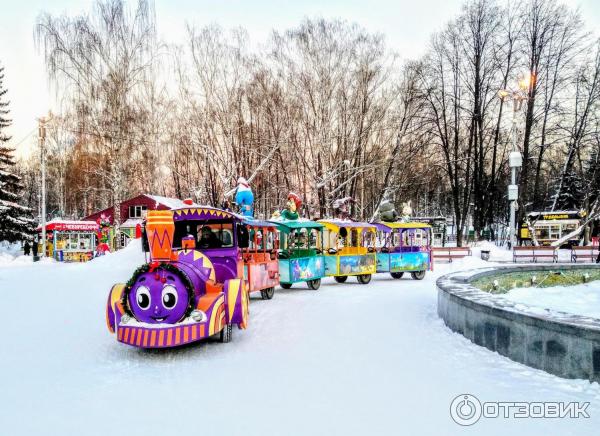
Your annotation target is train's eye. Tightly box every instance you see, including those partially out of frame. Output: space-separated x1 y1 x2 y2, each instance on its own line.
162 285 178 309
135 286 151 310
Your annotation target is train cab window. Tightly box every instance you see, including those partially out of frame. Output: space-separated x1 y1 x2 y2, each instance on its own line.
221 228 233 246
173 221 234 249
197 226 223 248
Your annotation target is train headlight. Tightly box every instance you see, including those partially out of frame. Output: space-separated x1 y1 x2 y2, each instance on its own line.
191 310 207 323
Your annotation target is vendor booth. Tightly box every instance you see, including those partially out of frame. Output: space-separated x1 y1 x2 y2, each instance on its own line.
37 220 99 262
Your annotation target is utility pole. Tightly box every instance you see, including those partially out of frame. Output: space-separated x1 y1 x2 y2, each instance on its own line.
38 112 52 258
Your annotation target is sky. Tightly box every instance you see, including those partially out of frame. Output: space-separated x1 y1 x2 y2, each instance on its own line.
0 0 599 159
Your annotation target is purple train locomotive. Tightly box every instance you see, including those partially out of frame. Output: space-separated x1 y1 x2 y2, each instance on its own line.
105 207 249 348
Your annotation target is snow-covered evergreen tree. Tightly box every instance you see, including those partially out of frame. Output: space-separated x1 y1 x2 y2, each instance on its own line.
0 64 35 242
549 168 585 211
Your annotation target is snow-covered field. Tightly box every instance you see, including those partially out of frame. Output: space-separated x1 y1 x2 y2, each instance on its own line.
504 281 600 319
1 241 599 436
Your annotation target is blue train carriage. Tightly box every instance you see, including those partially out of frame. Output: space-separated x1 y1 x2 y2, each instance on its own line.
269 219 325 290
317 219 377 284
373 221 433 280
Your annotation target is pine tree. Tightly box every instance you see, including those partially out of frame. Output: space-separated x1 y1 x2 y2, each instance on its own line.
0 63 35 242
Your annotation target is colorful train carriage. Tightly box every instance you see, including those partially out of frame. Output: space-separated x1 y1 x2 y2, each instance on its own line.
374 221 432 280
317 219 377 284
242 218 280 299
269 219 325 290
105 207 249 348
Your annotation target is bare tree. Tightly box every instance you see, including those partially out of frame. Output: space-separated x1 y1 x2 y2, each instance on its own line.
36 0 158 233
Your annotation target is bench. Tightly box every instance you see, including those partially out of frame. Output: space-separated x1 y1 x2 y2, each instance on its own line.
571 246 599 263
513 246 557 263
432 246 472 263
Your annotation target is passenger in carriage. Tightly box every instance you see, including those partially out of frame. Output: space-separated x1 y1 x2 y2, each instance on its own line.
198 226 223 249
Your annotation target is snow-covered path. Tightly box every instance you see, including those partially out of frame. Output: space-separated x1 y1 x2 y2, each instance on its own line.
1 243 599 435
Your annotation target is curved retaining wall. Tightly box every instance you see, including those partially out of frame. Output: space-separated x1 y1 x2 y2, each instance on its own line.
437 264 600 382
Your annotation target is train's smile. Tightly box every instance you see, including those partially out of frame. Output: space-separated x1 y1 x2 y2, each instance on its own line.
151 316 167 322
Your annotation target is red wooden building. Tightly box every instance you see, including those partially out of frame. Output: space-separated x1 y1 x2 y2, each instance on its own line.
84 194 195 248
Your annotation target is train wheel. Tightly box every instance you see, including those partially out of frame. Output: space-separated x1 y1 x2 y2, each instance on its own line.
280 283 293 289
307 279 321 290
390 272 404 279
411 271 426 280
220 324 232 343
357 274 372 284
261 287 275 300
334 276 348 283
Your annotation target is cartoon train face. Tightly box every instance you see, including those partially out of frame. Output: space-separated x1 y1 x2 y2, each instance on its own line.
127 265 192 324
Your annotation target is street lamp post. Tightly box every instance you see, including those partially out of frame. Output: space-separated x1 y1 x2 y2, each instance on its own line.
38 111 53 258
498 74 530 249
507 105 522 250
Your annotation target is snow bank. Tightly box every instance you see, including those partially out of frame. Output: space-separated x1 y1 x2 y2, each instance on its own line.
0 241 35 266
504 281 600 319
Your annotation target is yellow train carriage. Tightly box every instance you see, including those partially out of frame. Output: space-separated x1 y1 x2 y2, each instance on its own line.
317 219 377 284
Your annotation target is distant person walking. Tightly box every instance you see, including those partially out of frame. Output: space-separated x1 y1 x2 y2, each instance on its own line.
32 240 39 257
23 241 31 256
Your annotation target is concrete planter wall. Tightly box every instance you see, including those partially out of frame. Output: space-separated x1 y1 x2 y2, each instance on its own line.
437 264 600 382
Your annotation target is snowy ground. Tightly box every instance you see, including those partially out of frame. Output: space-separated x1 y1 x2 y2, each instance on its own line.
504 281 600 319
1 241 599 435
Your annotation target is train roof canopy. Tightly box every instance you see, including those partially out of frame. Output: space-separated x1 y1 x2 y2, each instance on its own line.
268 218 324 231
242 218 278 229
373 221 432 231
317 219 376 231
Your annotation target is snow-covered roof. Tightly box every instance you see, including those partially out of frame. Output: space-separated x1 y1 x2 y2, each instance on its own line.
145 195 200 210
318 219 376 229
46 218 97 225
36 219 99 232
